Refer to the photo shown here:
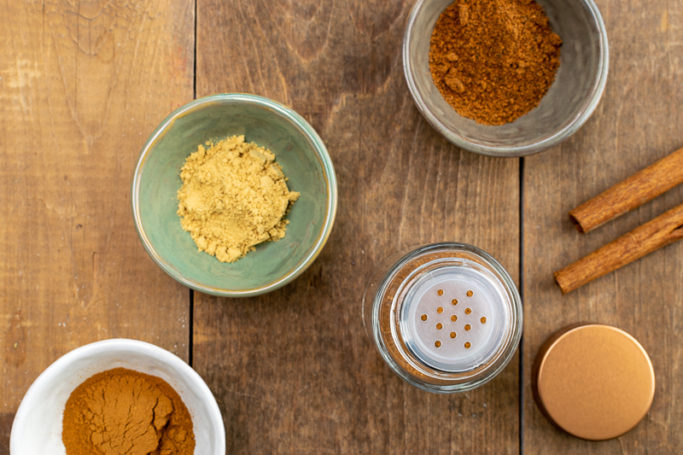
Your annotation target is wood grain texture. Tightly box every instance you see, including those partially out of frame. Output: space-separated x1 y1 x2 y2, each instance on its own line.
194 0 520 453
0 0 194 450
523 0 683 453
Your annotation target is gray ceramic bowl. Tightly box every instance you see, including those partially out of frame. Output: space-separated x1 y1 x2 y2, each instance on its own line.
132 94 337 297
404 0 609 156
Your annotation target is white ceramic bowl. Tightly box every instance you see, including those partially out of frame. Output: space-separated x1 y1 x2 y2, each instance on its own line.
10 339 225 455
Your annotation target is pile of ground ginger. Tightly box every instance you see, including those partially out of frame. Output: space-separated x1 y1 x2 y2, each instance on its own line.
177 135 299 263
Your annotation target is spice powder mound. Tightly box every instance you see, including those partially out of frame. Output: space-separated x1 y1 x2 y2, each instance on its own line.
177 135 299 263
429 0 562 125
62 368 195 455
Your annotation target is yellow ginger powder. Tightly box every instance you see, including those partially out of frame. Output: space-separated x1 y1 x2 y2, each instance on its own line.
177 135 299 263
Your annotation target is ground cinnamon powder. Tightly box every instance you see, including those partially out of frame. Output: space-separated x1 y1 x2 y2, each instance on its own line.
429 0 562 125
62 368 195 455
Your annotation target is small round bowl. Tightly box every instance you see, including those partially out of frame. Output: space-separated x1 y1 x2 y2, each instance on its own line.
132 94 337 297
10 339 225 454
403 0 609 156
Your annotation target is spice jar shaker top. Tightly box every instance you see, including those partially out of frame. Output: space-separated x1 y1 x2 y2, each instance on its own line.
362 243 522 393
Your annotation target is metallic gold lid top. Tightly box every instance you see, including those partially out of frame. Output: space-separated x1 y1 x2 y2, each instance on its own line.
535 324 655 440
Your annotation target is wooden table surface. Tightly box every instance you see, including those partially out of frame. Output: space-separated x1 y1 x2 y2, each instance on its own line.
1 1 681 453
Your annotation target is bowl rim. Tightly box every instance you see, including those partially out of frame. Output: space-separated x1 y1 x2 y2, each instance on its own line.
131 93 338 297
402 0 610 157
10 338 226 454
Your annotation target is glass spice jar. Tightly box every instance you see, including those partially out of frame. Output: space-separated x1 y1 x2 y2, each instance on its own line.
362 242 522 393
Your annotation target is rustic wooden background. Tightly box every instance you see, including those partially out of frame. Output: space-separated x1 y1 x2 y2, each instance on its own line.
1 0 680 454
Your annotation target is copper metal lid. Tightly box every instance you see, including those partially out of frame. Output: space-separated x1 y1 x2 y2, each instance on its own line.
534 324 655 440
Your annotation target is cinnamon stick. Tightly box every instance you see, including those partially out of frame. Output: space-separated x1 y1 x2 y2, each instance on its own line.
555 203 683 293
569 147 683 233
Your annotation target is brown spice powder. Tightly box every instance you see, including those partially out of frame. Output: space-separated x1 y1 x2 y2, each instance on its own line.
429 0 562 125
62 368 195 455
378 251 458 385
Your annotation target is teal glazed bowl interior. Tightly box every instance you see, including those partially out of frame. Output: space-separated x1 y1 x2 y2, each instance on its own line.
132 94 337 297
403 0 609 156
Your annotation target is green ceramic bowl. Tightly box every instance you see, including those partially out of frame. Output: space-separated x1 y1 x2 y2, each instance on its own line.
132 94 337 297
